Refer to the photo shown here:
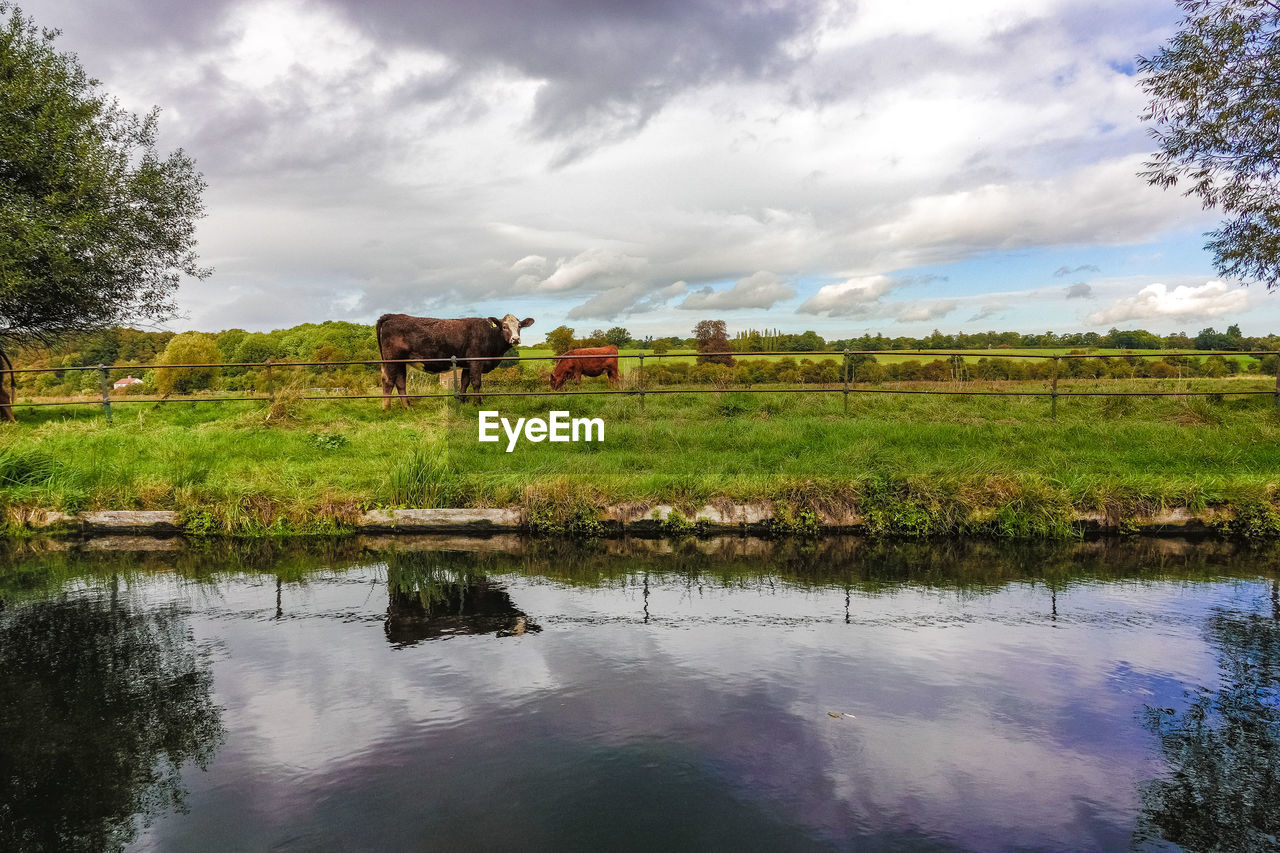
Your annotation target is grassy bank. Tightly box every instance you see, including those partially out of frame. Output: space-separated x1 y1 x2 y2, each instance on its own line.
1 382 1279 537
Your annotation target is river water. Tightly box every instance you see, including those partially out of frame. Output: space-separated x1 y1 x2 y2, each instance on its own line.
1 536 1277 852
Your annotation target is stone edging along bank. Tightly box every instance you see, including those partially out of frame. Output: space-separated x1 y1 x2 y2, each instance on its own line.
13 504 1240 537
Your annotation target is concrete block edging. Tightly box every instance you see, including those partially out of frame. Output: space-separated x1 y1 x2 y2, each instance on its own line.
40 503 1235 536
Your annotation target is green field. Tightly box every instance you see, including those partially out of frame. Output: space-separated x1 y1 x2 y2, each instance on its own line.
520 347 1268 368
1 380 1278 537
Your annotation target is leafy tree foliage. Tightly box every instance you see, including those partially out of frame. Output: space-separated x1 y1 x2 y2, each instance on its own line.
544 325 576 355
693 319 734 366
602 326 631 347
1194 323 1247 350
1139 0 1280 287
154 332 219 394
0 3 208 345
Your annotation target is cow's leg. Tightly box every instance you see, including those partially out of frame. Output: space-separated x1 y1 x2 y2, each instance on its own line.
607 365 620 388
394 365 409 408
467 367 483 404
456 366 472 402
380 363 395 410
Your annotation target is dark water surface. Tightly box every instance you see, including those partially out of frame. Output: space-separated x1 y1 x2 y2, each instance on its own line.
1 536 1278 852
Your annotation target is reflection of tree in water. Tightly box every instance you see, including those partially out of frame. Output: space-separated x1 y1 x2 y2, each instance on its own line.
1136 582 1280 851
385 551 541 647
0 586 224 853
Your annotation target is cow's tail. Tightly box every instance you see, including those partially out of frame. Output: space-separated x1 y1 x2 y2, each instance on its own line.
375 315 389 381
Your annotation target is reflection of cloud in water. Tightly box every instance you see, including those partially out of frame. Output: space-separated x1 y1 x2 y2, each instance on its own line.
99 543 1277 851
188 576 558 778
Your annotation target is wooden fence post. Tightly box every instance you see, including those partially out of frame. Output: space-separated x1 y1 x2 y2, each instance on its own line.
98 364 112 424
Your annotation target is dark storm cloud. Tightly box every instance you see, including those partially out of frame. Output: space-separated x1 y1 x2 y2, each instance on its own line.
164 62 416 179
12 0 235 52
23 0 829 174
334 0 827 163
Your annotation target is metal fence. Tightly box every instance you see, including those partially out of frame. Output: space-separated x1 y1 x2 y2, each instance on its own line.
8 348 1280 422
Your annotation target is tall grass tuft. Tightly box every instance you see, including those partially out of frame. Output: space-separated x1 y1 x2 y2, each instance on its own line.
262 383 307 424
384 447 454 508
0 448 59 487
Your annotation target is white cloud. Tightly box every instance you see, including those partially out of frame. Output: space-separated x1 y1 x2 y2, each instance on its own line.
796 274 957 321
527 249 648 294
796 275 903 316
895 300 958 322
1086 281 1249 325
967 301 1007 322
566 281 687 320
678 271 796 311
858 156 1203 267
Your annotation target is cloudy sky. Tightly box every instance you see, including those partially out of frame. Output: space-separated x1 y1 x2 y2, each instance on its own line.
20 0 1276 341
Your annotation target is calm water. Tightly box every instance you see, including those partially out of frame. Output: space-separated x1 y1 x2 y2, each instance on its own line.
1 536 1277 852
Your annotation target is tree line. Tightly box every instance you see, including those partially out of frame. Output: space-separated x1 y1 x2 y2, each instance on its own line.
9 320 1278 398
541 322 1276 355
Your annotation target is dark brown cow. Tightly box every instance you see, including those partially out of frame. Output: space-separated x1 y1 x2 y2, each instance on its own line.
376 313 533 407
0 350 14 422
549 345 620 390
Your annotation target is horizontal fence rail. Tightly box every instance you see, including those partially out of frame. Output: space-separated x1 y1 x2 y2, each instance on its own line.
5 348 1278 422
14 348 1279 371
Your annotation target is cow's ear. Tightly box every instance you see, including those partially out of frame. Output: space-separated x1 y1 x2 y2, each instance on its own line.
519 317 535 328
487 317 501 328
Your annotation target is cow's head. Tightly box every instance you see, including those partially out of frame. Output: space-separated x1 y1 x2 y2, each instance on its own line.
549 362 567 390
489 314 534 346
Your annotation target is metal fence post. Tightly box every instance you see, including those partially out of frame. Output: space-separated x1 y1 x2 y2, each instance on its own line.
98 364 112 423
451 356 459 404
264 358 275 402
1274 350 1279 413
842 349 850 414
1050 356 1060 420
638 354 645 411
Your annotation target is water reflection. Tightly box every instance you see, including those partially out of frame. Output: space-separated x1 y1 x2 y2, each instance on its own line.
1136 578 1280 850
385 552 540 646
0 535 1277 851
3 534 1277 598
0 579 224 853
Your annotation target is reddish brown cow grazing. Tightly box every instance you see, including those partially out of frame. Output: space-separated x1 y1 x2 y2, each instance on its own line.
549 345 620 390
376 313 533 407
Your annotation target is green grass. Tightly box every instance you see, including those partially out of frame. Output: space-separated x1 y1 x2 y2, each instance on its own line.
0 379 1278 537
